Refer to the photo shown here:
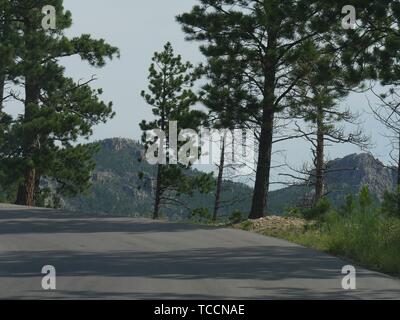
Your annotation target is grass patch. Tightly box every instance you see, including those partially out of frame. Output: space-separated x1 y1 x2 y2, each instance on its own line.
236 205 400 276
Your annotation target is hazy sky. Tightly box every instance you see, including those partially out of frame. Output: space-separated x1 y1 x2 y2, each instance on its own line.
5 0 394 189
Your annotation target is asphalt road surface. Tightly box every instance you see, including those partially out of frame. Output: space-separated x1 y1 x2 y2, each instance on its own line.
0 203 399 300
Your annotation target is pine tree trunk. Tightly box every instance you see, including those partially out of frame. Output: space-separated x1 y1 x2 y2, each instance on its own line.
0 10 6 111
314 105 325 205
249 109 275 219
15 20 40 206
16 168 36 206
213 136 226 222
397 133 400 215
15 74 40 207
153 164 162 220
0 74 4 110
152 101 167 220
249 33 277 220
34 173 42 206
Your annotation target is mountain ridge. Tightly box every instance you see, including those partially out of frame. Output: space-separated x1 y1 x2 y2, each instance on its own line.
63 138 253 219
268 152 397 214
62 138 397 218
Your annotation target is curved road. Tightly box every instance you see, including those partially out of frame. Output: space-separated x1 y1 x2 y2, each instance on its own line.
0 203 399 300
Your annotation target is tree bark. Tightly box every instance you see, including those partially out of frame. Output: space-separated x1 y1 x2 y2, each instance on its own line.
152 98 167 220
249 29 278 220
15 75 40 207
153 164 162 220
0 6 6 111
397 133 400 215
314 105 325 205
213 135 226 222
16 168 36 206
249 109 275 219
0 74 4 111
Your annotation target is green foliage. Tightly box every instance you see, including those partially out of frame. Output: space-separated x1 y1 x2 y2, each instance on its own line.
381 186 400 218
50 144 99 197
342 0 400 86
321 209 400 274
191 207 212 224
0 0 119 205
359 186 374 213
240 220 253 231
245 187 400 275
0 112 12 191
302 197 332 221
284 207 305 219
340 194 357 216
228 211 244 224
140 42 204 136
35 187 62 209
177 0 344 219
289 186 375 221
288 41 362 125
140 43 211 218
158 166 214 200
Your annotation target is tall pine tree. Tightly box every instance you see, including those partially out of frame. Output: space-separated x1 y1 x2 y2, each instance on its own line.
201 57 253 221
1 0 119 206
340 0 400 215
285 45 368 205
177 0 340 218
140 42 212 219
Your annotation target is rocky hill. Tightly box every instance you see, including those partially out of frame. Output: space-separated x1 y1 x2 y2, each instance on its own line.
325 153 397 199
268 153 398 214
62 139 397 218
63 138 253 219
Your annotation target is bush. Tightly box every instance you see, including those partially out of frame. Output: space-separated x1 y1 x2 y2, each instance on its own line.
236 186 400 275
359 186 373 214
284 207 303 219
240 220 253 231
323 208 400 274
339 194 356 216
229 210 244 224
302 197 331 220
271 187 400 275
305 187 400 274
191 207 212 223
381 186 400 218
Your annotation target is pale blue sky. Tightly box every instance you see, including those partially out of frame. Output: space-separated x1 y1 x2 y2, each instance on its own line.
61 0 202 141
5 0 394 188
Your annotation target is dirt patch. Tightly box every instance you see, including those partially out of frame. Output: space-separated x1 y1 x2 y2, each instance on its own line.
235 216 308 234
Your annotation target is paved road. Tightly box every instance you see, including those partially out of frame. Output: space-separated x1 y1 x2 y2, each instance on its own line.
0 203 399 300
